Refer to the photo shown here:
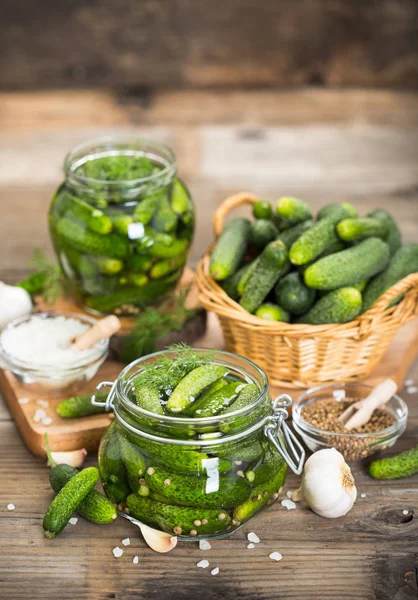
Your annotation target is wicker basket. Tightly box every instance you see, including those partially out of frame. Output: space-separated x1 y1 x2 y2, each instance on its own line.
196 193 418 388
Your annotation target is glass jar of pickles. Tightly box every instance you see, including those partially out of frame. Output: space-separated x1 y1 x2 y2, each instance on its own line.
49 137 194 315
96 347 304 541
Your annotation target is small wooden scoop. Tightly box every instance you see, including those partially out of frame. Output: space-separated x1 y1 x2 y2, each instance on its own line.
71 315 121 351
338 378 398 431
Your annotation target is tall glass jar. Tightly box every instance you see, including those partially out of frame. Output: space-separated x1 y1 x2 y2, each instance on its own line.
96 349 304 541
49 137 194 315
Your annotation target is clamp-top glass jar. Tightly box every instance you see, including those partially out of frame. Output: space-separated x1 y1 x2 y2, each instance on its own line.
49 137 194 315
96 348 304 541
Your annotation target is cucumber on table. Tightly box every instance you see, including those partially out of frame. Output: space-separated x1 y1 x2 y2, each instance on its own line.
255 303 290 322
145 465 251 508
369 444 418 480
249 219 278 248
336 217 388 242
166 365 228 413
368 208 402 256
126 494 232 536
275 272 316 316
210 218 251 281
289 217 339 266
240 240 289 313
304 237 390 290
57 391 108 418
253 200 273 220
43 467 99 538
362 243 418 312
275 197 312 227
297 287 362 324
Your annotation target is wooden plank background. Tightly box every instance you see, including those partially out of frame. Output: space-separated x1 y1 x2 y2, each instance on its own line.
0 0 417 90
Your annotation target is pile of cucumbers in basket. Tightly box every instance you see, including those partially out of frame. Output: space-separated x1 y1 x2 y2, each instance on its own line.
209 198 418 324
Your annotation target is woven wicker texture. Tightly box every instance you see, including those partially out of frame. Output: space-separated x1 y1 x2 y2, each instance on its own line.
197 193 418 388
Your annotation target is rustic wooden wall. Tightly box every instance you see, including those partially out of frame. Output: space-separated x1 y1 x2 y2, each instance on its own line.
1 0 417 90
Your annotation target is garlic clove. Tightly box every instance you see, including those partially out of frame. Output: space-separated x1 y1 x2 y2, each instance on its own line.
0 282 32 329
47 448 87 468
134 521 178 553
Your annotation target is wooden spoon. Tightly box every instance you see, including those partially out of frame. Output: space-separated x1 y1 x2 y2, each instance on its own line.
338 378 398 431
71 315 121 351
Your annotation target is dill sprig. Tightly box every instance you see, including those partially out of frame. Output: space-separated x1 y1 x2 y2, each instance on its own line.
17 248 65 304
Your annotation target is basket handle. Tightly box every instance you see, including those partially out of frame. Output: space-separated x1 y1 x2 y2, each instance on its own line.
363 272 418 316
212 192 260 237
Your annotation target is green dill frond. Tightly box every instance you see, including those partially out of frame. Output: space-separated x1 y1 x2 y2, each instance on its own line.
17 249 64 304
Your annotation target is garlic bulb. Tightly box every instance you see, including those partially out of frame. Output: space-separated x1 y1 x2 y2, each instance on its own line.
293 448 357 518
0 282 32 329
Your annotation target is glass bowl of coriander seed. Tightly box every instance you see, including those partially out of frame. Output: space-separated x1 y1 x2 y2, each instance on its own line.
292 382 408 461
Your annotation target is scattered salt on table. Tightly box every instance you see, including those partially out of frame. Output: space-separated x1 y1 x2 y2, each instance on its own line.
402 510 409 515
269 552 283 562
18 398 29 405
247 543 255 549
199 540 211 551
37 399 49 407
7 503 15 511
69 517 78 525
122 538 131 546
405 379 414 387
133 556 139 564
247 532 260 544
281 499 296 510
360 493 367 498
197 560 209 569
42 417 53 426
406 386 418 394
33 409 46 423
112 547 123 558
211 567 219 576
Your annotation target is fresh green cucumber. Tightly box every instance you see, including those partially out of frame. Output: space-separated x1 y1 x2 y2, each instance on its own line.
193 382 246 418
289 217 339 266
44 434 117 524
56 391 108 418
118 434 147 478
304 238 390 290
362 244 418 312
298 240 346 276
153 205 178 234
240 240 288 313
171 179 192 215
127 273 149 287
297 288 362 324
236 257 260 297
185 378 229 416
126 494 232 536
249 219 278 249
95 257 124 275
221 263 252 300
99 421 131 504
255 303 290 322
56 218 129 259
368 209 402 256
43 467 99 538
132 380 163 415
337 217 388 242
125 254 153 273
166 365 228 413
149 254 186 279
66 194 113 235
317 203 357 220
214 432 264 462
220 383 260 415
145 465 251 509
148 238 188 259
275 219 314 249
245 441 285 486
133 195 161 224
253 200 273 220
109 213 134 236
233 460 287 523
275 197 312 227
275 272 316 316
353 279 368 293
85 276 177 312
369 444 418 480
210 218 251 281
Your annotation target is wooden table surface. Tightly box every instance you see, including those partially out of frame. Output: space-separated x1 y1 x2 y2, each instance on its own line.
0 88 417 600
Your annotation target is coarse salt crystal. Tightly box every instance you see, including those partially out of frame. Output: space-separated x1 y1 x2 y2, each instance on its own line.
281 499 296 510
197 560 209 569
286 491 293 499
247 543 255 549
18 398 29 405
33 408 46 423
211 567 219 576
247 532 260 544
405 379 414 387
360 493 367 498
199 540 211 551
37 399 49 407
42 417 53 426
269 552 283 562
7 503 15 511
406 386 418 394
133 556 139 564
69 517 78 525
112 547 123 558
402 510 409 515
122 538 130 546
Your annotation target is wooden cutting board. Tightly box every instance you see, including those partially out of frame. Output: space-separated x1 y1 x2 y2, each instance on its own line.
1 311 418 458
